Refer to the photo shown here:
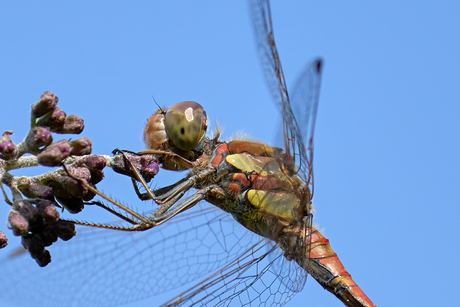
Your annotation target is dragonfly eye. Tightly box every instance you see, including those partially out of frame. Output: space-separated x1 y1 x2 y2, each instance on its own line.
164 101 207 151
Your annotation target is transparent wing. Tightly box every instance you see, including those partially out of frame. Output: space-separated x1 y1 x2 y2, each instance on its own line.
289 60 323 195
163 238 307 307
248 0 323 193
0 203 306 307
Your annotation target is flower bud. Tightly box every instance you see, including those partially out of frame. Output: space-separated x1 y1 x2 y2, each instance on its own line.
8 209 29 236
15 200 39 222
55 194 84 214
89 168 104 184
31 91 58 118
36 107 66 131
22 235 44 255
35 199 60 222
37 139 71 166
84 155 107 170
22 235 51 267
39 224 59 247
35 249 51 267
60 176 88 198
60 167 91 198
70 137 92 156
17 177 55 200
111 152 159 183
0 131 17 159
54 221 76 241
82 186 96 201
25 127 53 154
84 155 107 184
141 158 160 182
15 200 45 233
54 115 84 134
0 231 7 249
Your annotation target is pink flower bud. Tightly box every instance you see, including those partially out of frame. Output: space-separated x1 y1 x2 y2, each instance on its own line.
37 139 71 166
31 91 59 118
0 131 17 160
8 209 29 236
70 137 92 156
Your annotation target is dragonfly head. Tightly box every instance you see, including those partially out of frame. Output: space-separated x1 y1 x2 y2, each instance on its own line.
164 101 208 151
144 101 208 153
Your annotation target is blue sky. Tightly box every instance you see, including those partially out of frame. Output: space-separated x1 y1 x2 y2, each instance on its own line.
1 1 459 306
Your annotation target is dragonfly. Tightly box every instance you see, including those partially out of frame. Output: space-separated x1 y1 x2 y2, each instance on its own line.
0 0 376 306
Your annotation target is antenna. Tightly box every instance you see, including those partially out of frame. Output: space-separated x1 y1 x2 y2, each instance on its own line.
151 95 164 113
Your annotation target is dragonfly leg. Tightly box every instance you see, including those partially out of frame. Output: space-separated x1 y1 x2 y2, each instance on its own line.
61 181 222 232
62 161 219 231
131 177 189 201
113 148 195 170
138 149 196 169
131 167 216 206
115 149 203 204
61 163 153 226
81 201 145 224
133 184 225 231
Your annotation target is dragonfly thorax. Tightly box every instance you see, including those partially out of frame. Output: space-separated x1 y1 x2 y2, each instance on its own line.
201 141 308 242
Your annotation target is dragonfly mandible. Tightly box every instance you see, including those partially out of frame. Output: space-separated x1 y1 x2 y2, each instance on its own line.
0 1 376 306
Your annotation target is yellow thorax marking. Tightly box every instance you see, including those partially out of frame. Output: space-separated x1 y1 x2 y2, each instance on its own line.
247 190 299 222
226 153 281 175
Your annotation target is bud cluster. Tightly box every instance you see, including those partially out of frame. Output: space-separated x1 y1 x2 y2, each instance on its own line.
8 199 75 266
0 91 160 267
15 155 107 215
0 91 97 266
0 91 88 162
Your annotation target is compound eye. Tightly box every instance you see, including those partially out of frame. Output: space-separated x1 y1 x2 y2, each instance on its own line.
164 101 207 151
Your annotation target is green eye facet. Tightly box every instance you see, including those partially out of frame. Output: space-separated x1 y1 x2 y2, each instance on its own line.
164 101 207 151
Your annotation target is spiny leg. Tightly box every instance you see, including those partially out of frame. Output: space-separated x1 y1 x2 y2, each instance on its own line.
61 163 152 227
62 162 222 231
131 177 189 201
114 145 217 208
69 184 223 231
115 148 203 205
137 184 225 230
84 201 143 225
132 167 215 206
138 149 197 169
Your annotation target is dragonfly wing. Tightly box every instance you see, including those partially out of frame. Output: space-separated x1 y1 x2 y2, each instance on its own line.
248 0 288 117
289 59 323 193
265 240 307 294
0 203 308 307
164 241 306 307
248 0 323 191
0 205 249 306
248 1 323 300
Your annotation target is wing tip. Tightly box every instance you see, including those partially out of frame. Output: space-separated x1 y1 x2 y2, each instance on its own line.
314 58 323 73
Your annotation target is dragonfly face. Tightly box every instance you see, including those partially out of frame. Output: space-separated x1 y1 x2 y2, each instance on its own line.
164 101 208 152
144 101 208 159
